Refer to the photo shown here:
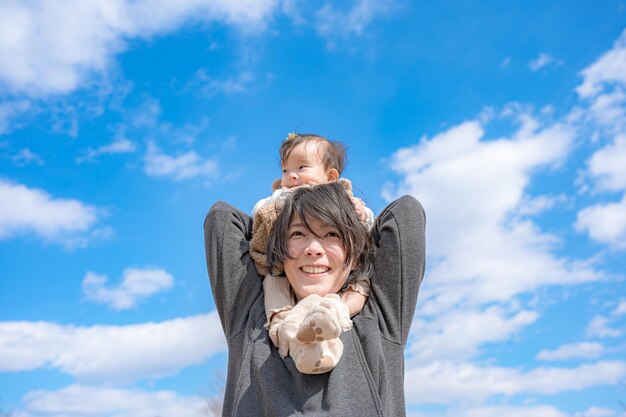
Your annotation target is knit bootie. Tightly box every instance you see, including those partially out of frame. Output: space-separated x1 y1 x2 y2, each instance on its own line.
268 294 352 374
296 294 352 343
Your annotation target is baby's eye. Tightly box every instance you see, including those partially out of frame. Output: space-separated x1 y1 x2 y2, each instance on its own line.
282 168 287 173
299 165 309 170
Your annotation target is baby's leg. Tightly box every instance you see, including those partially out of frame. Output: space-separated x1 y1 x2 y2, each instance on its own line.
263 274 295 326
341 289 367 317
296 294 352 343
342 277 370 317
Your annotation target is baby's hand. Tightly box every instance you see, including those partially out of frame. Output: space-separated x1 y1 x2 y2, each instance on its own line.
351 197 367 222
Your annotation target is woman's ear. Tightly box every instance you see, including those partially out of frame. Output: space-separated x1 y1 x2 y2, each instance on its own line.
327 168 339 182
350 260 359 271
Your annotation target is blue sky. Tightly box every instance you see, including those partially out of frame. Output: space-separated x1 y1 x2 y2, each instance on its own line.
1 0 626 416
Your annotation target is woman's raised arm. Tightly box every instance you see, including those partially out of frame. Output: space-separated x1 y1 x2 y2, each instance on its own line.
371 195 426 344
204 201 262 338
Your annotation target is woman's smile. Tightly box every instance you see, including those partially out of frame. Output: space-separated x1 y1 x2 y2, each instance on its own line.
300 264 331 274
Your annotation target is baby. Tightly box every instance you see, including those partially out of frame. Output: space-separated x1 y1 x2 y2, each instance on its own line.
250 133 374 374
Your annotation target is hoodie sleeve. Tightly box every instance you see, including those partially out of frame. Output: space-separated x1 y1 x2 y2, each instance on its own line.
204 201 262 338
370 195 426 344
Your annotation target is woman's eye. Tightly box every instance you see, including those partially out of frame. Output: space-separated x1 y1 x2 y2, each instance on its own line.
290 231 304 238
326 231 340 238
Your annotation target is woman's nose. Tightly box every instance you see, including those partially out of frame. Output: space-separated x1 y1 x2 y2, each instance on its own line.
305 239 324 256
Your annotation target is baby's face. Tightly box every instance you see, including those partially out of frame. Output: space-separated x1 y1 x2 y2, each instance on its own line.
281 141 336 188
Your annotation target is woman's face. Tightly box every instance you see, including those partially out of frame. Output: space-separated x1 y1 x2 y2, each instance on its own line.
282 213 355 301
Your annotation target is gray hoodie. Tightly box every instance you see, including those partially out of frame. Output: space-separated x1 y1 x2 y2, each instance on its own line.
204 195 426 417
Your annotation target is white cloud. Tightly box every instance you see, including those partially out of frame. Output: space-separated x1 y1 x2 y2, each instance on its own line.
585 134 626 192
574 29 626 250
314 0 396 38
418 405 561 417
529 53 561 71
404 360 626 405
537 342 604 361
129 96 162 128
613 299 626 316
385 115 599 313
0 0 280 96
575 194 626 250
0 99 32 134
408 405 620 417
0 313 225 383
18 385 216 417
0 179 102 247
578 407 620 417
82 267 174 310
77 137 136 163
586 315 623 338
584 89 626 134
577 28 626 98
384 108 611 411
144 143 219 183
517 194 566 216
191 69 255 96
11 148 44 166
407 306 538 365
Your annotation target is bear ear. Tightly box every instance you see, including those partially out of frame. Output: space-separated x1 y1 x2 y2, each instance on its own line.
337 178 353 196
272 178 282 191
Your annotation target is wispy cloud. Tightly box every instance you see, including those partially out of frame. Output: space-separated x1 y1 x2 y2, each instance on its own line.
613 299 626 316
190 69 255 97
82 267 174 310
314 0 396 38
528 52 562 71
536 342 604 361
0 179 103 247
0 99 32 134
144 143 219 183
11 148 44 166
77 137 136 163
585 315 623 338
0 313 225 383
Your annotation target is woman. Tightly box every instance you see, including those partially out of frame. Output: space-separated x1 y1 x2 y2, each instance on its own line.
204 182 425 416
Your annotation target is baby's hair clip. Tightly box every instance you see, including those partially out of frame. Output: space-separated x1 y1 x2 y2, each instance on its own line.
286 132 298 141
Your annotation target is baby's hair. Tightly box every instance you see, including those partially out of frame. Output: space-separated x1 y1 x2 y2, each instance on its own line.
279 133 347 175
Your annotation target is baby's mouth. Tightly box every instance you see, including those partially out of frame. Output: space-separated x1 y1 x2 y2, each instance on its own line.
300 265 330 274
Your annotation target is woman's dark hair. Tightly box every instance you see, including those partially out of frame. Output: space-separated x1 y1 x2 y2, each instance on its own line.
266 183 374 286
279 133 347 175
